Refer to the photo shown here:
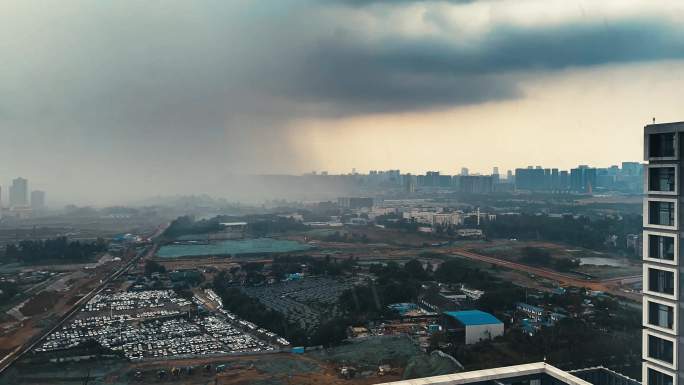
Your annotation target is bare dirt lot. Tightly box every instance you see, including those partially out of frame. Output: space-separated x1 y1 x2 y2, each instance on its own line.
18 292 62 317
4 336 424 385
0 259 130 371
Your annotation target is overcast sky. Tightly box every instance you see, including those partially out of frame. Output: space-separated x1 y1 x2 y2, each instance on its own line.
2 0 684 204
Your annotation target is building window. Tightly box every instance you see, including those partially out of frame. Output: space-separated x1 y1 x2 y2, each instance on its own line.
649 234 675 261
648 334 674 363
648 368 673 385
650 133 676 158
648 301 674 329
649 201 675 226
649 167 676 192
649 268 675 295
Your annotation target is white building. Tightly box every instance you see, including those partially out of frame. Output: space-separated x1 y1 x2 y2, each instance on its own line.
443 310 504 345
457 229 483 238
403 210 463 227
368 207 398 220
433 213 464 226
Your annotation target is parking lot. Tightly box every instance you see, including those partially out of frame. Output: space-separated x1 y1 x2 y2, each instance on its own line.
36 289 278 361
81 289 192 313
241 277 353 330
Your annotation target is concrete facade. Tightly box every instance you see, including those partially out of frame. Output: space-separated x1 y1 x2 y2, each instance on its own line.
643 122 684 385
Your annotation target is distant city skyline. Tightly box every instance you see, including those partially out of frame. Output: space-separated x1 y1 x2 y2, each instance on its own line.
308 160 644 177
0 177 47 210
0 160 640 206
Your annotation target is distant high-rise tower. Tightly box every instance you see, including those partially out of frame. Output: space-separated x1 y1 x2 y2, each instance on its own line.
642 122 683 385
506 170 513 181
9 178 28 207
404 174 417 194
460 167 469 176
31 190 45 210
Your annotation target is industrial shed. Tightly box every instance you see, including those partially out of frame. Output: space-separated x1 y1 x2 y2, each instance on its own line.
443 310 504 344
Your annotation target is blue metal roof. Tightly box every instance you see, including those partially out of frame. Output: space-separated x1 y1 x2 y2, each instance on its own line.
444 310 503 326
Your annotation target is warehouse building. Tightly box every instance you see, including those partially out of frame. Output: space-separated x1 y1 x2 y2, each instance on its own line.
442 310 504 345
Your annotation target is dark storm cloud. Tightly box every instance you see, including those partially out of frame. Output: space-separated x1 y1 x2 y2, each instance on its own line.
338 0 478 5
1 0 683 202
281 17 684 113
3 2 684 124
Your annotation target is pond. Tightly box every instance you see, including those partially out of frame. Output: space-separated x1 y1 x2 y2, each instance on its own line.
579 257 628 267
157 238 311 258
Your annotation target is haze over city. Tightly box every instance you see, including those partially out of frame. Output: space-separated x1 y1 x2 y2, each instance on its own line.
2 2 684 385
2 1 684 203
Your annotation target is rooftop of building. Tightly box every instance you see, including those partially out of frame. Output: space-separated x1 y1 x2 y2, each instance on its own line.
569 367 640 385
378 362 592 385
443 310 503 326
377 363 641 385
645 121 684 133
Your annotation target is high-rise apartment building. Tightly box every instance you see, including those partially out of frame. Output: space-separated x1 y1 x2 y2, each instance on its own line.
9 177 28 207
515 167 546 190
31 190 45 210
403 174 417 193
570 166 597 193
642 122 683 385
623 161 643 176
459 175 494 194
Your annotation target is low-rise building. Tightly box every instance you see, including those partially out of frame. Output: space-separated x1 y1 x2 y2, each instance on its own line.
457 229 483 238
443 310 504 344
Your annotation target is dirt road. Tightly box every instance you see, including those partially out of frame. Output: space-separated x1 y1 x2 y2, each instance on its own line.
445 247 641 301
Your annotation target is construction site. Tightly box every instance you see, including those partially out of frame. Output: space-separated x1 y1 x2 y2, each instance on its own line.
1 334 464 385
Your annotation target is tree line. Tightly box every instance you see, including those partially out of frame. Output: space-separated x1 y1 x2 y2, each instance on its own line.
480 214 642 253
162 215 308 239
3 237 107 264
519 247 580 272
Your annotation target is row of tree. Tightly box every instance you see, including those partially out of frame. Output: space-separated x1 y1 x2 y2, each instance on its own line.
519 247 580 272
162 216 224 238
162 215 309 239
0 281 19 307
3 237 107 264
480 214 642 254
271 255 358 279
